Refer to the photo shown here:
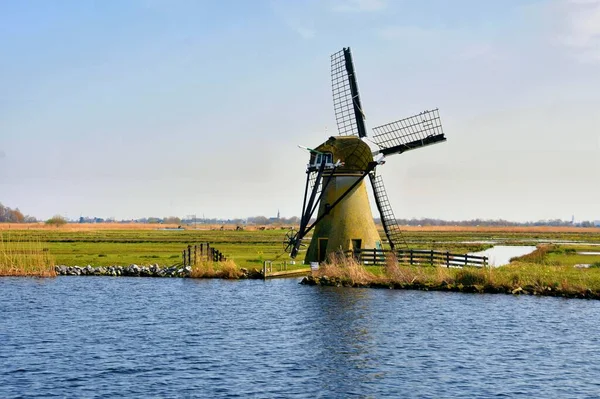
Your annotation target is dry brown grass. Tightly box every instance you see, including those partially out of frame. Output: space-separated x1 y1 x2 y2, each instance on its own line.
396 225 600 233
0 223 182 231
2 222 598 233
315 253 376 285
190 259 241 279
0 233 56 277
311 253 600 297
0 222 295 232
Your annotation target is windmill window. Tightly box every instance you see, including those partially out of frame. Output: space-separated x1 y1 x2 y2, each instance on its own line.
313 152 334 168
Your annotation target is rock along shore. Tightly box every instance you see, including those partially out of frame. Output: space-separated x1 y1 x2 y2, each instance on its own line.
300 275 600 300
54 264 263 279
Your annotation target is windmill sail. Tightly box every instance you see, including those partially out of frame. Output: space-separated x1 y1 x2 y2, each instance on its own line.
331 48 367 138
369 172 407 250
372 109 445 156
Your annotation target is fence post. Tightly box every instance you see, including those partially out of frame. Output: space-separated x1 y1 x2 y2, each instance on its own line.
182 250 186 266
194 245 197 265
484 256 488 267
187 245 192 266
464 254 468 267
446 251 450 268
430 250 434 266
263 261 267 280
410 249 414 265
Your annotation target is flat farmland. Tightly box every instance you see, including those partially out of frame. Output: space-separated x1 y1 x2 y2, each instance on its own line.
1 223 599 268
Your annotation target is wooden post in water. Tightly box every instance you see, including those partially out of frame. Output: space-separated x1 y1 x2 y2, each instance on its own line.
182 250 187 266
263 261 267 280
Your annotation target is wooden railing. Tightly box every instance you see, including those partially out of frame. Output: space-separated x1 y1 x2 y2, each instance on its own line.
346 248 488 267
182 243 226 266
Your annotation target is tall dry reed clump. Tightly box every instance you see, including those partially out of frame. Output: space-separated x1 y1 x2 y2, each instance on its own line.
0 233 56 277
315 253 376 285
190 259 241 279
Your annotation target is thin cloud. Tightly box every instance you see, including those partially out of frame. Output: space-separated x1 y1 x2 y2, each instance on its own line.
553 0 600 62
293 26 317 39
377 25 439 41
331 0 387 12
270 0 318 39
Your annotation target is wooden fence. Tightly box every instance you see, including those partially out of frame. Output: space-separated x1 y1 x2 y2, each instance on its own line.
182 243 226 267
346 248 488 268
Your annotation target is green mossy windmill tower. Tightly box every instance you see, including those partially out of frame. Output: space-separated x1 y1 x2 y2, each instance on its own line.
284 48 447 263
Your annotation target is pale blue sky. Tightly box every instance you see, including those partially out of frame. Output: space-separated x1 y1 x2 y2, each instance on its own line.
1 0 599 221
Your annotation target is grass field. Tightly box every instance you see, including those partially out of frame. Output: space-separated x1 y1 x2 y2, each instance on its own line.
309 256 600 298
0 223 599 269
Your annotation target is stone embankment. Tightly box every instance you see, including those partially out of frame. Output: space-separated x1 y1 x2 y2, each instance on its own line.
54 264 263 279
300 275 600 300
55 264 191 277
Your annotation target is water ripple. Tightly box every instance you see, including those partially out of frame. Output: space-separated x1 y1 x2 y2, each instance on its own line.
2 277 600 397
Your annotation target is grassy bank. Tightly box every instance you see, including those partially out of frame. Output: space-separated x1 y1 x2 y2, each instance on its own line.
190 259 244 279
0 233 55 277
306 254 600 299
0 223 598 274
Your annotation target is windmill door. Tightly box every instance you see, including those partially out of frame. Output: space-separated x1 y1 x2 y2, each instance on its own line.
318 238 328 262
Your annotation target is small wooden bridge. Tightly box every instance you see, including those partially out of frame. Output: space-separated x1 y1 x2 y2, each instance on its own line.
346 248 488 267
182 243 226 267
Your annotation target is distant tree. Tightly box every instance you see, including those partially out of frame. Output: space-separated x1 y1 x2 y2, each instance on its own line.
163 216 181 224
11 208 24 223
46 215 67 227
248 216 269 225
0 202 34 223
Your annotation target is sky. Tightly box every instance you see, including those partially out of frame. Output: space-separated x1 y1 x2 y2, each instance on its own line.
1 0 599 222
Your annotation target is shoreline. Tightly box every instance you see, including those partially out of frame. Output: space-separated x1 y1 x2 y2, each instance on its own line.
53 264 264 279
300 275 600 300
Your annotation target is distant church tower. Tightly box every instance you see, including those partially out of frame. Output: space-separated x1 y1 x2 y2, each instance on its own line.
277 209 280 220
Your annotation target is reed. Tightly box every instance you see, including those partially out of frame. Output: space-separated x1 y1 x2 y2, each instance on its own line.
315 253 376 285
310 253 600 297
190 259 241 279
0 233 56 277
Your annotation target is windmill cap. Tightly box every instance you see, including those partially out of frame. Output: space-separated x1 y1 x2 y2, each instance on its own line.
313 136 374 172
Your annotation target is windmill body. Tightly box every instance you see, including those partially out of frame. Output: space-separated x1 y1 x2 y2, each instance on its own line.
304 136 381 263
284 48 447 262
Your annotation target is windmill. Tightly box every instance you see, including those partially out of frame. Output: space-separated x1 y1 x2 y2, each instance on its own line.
284 47 446 263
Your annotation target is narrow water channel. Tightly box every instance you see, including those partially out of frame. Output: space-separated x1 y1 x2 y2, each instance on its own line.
469 245 537 266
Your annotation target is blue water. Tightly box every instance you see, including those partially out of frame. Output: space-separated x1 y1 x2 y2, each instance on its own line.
2 277 600 398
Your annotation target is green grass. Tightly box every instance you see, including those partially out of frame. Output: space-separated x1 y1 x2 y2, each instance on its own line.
2 227 600 271
509 244 600 267
313 256 600 297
